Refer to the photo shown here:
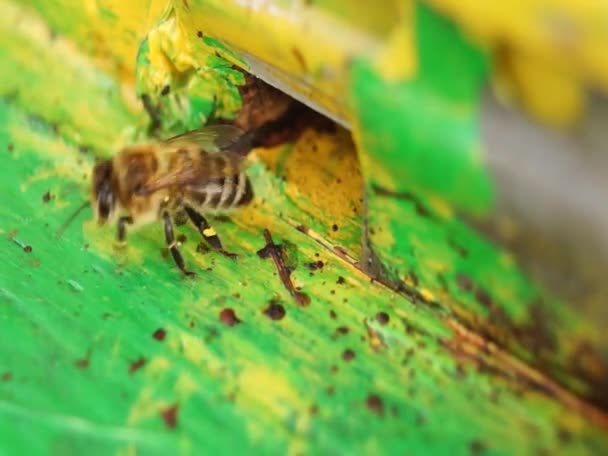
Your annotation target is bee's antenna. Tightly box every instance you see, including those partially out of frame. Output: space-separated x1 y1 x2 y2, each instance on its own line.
55 200 91 239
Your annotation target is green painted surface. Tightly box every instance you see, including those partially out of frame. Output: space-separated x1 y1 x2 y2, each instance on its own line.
2 97 607 454
1 1 608 454
352 3 493 215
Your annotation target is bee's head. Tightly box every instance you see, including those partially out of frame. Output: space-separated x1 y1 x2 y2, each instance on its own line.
91 160 117 225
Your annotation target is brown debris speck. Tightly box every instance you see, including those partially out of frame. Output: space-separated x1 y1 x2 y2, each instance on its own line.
74 358 89 369
331 224 339 232
42 191 52 203
152 328 167 341
449 239 469 258
342 349 355 362
263 300 286 321
469 440 486 455
455 363 467 379
23 245 32 253
305 260 324 271
1 372 12 381
129 356 146 374
416 412 426 426
366 394 384 416
329 310 337 319
376 312 390 325
74 349 91 369
7 143 14 152
334 326 349 337
219 308 241 326
160 403 179 429
336 276 345 285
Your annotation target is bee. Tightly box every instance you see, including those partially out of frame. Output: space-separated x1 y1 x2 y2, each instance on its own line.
90 125 254 276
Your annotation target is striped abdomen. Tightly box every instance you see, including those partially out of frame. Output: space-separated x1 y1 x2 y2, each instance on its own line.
187 171 253 212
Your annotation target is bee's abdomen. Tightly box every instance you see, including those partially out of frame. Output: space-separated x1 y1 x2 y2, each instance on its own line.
191 172 253 211
232 173 254 207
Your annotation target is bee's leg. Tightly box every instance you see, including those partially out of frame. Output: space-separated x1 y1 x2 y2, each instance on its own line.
163 212 196 277
113 216 133 254
116 216 133 243
184 205 238 260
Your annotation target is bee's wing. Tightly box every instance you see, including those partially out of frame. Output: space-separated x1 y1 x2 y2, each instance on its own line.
136 150 248 196
159 125 245 153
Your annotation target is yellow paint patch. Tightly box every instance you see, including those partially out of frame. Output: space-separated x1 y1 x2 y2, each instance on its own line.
146 356 171 376
126 371 198 428
126 386 165 425
499 252 515 268
368 215 396 251
146 21 179 88
256 128 363 237
178 331 226 375
148 14 198 74
9 124 87 178
419 288 436 302
82 219 146 266
374 3 416 82
236 364 310 437
403 275 416 288
64 0 167 81
423 258 449 274
367 328 385 351
427 0 608 126
427 194 453 220
115 445 137 456
175 371 199 396
497 50 584 127
238 365 303 413
179 332 207 364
